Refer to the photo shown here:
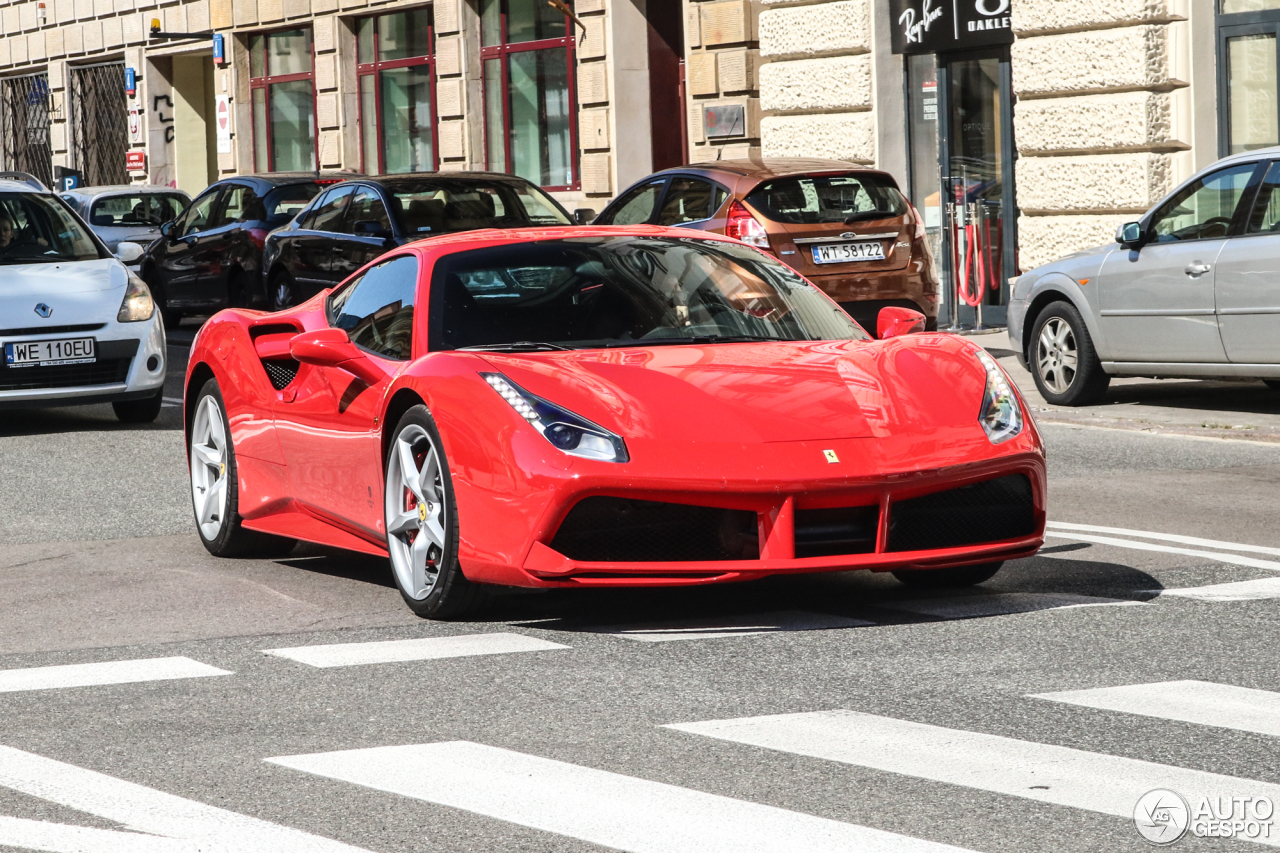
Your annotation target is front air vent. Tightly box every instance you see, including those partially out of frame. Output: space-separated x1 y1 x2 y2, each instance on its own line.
887 474 1036 553
550 497 759 562
794 505 879 558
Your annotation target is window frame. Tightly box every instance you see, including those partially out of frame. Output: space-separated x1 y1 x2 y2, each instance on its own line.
356 9 439 175
652 174 731 227
1217 3 1280 157
248 27 319 172
326 250 424 361
480 0 580 192
1145 160 1266 244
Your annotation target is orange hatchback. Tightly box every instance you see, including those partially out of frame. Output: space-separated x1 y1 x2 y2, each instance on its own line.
593 158 939 334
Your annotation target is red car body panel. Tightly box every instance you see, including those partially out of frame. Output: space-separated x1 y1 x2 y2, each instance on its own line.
185 226 1045 589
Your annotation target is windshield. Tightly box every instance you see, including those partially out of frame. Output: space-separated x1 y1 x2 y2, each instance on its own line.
390 179 572 236
429 236 868 351
0 193 103 263
266 183 323 222
745 174 907 225
89 193 188 227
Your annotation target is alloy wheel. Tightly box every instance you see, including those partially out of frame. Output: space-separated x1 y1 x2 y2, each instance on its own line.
190 395 229 541
1036 317 1078 395
271 274 294 312
385 424 447 600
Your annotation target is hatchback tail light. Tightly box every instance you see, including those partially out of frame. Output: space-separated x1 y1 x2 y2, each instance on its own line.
247 227 270 251
725 201 770 249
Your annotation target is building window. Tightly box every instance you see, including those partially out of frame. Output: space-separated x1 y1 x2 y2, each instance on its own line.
1219 1 1280 154
249 29 317 172
480 0 578 190
357 7 437 175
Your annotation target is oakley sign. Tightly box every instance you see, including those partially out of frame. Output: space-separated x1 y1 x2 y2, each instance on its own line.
889 0 1013 55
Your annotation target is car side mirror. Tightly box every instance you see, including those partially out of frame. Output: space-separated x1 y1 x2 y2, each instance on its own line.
290 328 383 384
115 242 144 263
877 306 927 340
353 219 392 237
573 208 596 225
159 221 173 238
1117 221 1144 247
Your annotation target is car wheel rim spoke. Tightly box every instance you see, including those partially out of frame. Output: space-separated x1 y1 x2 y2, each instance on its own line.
385 423 445 601
191 396 229 541
397 440 426 504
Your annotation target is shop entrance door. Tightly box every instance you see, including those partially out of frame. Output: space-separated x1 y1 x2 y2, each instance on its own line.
907 49 1016 327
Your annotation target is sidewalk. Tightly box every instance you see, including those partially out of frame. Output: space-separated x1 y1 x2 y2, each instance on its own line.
976 331 1280 443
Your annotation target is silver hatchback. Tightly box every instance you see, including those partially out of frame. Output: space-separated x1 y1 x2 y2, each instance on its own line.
1009 148 1280 405
59 186 190 271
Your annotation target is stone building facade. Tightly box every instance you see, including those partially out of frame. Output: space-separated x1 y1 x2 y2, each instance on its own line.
0 0 1269 308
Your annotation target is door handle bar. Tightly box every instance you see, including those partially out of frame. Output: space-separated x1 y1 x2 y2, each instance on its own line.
1185 263 1211 277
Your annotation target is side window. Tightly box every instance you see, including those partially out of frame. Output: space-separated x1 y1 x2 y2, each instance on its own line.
600 180 664 226
179 190 222 237
213 186 261 227
656 178 720 226
310 185 356 233
328 254 419 359
1247 161 1280 234
344 187 393 233
1150 164 1258 243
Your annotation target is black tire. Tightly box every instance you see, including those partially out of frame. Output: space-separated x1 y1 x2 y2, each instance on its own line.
892 561 1003 589
1028 301 1110 406
113 389 163 423
384 405 489 619
144 270 182 328
1264 380 1280 391
189 379 296 558
269 269 296 312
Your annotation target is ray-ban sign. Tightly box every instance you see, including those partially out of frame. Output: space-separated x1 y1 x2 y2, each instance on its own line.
889 0 1013 55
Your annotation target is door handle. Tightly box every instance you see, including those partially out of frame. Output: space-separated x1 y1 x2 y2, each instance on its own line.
1185 262 1211 277
331 245 344 252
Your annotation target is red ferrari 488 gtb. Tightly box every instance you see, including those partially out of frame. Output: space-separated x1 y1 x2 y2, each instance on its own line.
184 226 1045 618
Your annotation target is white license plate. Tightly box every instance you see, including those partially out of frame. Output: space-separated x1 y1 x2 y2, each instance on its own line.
4 338 96 368
811 241 886 264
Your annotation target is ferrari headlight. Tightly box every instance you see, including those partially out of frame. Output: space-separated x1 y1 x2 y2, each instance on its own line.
117 273 155 322
481 373 629 463
976 349 1023 444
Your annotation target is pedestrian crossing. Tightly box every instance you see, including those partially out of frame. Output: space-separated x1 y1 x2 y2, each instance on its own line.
1033 679 1280 738
263 633 569 667
0 656 231 694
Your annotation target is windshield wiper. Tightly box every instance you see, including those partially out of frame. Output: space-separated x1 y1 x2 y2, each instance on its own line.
843 211 897 224
0 256 66 265
458 341 575 352
603 334 796 347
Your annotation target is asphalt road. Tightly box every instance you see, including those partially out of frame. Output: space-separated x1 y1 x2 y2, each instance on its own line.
2 331 1280 852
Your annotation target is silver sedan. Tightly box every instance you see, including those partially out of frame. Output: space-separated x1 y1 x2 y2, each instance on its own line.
59 186 190 270
1009 147 1280 405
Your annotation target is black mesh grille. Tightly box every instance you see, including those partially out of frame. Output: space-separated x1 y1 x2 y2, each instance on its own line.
795 505 879 558
263 359 300 390
887 474 1035 553
0 358 131 391
550 497 759 562
0 323 105 337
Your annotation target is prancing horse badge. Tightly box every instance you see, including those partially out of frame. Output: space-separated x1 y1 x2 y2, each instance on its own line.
823 450 839 463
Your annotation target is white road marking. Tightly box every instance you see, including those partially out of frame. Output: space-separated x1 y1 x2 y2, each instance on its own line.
0 656 230 694
0 815 194 852
1160 576 1280 601
1047 521 1280 558
0 745 374 853
666 710 1280 846
593 611 873 642
880 592 1140 620
268 741 977 853
1032 680 1280 738
262 633 568 667
162 397 184 404
1043 531 1280 571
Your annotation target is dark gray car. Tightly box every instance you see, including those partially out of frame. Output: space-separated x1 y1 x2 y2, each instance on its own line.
59 186 191 270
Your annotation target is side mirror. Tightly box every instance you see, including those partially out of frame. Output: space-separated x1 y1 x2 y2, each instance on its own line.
115 241 144 263
159 221 173 237
1117 221 1143 247
290 328 383 384
877 306 927 340
573 208 596 225
354 219 391 237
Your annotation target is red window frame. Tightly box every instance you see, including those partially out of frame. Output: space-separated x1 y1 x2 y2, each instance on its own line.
480 4 579 192
248 27 319 172
356 10 439 175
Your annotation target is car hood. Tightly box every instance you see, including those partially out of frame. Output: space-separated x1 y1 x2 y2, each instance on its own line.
0 259 127 327
480 336 989 444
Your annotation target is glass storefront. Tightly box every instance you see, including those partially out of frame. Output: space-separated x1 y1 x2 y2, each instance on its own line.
249 29 316 172
480 0 578 190
1220 2 1280 154
357 8 436 174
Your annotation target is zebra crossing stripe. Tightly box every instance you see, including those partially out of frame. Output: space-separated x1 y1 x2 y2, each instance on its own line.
1032 680 1280 738
1043 531 1280 572
880 592 1140 620
593 611 873 642
0 745 374 852
665 710 1280 846
267 741 979 853
0 657 230 693
1159 577 1280 601
1046 522 1280 558
262 633 568 668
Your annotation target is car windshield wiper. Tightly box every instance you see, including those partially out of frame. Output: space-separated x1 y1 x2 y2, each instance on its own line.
603 334 796 347
843 211 897 224
457 341 576 352
0 256 66 265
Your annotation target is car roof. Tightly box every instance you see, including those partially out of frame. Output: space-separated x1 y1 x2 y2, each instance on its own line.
62 185 190 198
402 223 742 252
223 172 364 187
654 158 883 181
0 178 50 194
352 172 541 187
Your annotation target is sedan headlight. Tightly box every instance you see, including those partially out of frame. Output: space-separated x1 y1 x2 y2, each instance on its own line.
481 372 629 463
975 349 1023 444
117 273 155 322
